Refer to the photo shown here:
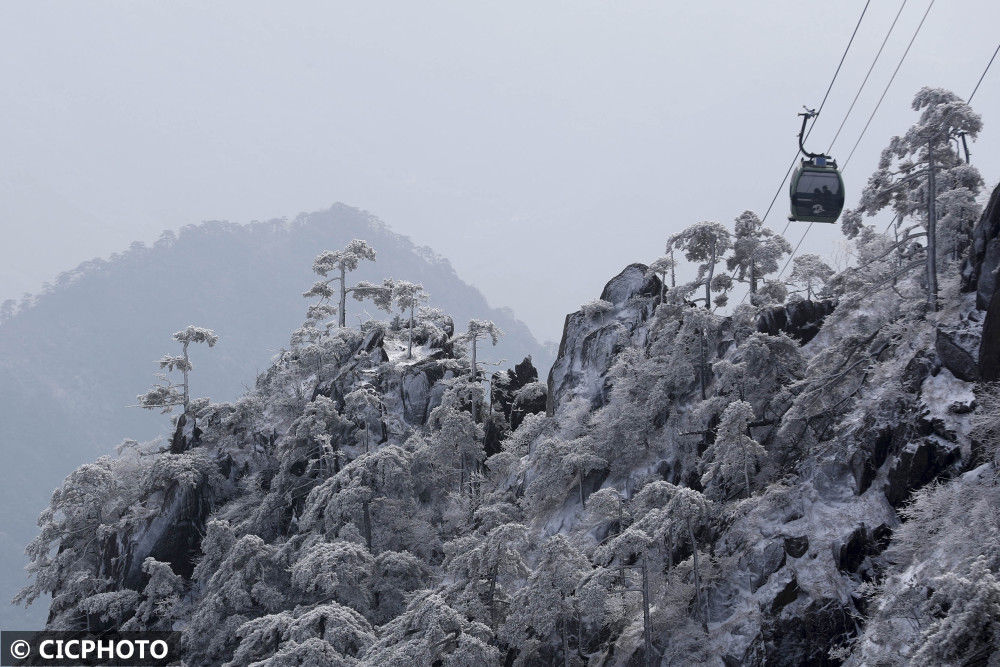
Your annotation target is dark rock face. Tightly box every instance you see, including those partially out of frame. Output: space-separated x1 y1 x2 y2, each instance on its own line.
901 352 937 393
849 425 900 495
982 286 1000 381
756 299 836 344
744 540 786 591
761 597 854 667
836 523 892 583
884 439 961 507
599 263 661 304
492 357 543 430
547 264 658 415
783 535 809 559
935 328 980 382
962 181 1000 309
399 359 447 425
770 576 801 615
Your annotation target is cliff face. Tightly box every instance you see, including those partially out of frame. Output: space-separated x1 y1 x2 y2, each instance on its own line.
546 263 660 415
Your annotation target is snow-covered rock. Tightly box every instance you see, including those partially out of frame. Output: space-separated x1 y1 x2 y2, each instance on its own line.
545 263 659 414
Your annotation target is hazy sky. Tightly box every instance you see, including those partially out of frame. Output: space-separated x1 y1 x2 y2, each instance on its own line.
1 1 998 341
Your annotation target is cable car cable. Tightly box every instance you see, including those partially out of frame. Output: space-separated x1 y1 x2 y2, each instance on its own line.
842 0 935 171
826 0 908 155
968 40 1000 103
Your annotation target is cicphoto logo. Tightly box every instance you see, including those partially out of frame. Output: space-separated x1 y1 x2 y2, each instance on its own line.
1 631 179 666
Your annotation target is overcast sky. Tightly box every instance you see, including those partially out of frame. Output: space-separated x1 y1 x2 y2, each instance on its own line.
1 1 998 342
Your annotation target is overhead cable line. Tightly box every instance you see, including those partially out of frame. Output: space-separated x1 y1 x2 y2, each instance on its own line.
841 0 935 171
826 0 908 155
968 40 1000 102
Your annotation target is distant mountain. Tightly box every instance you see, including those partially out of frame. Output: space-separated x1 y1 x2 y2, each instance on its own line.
0 203 548 627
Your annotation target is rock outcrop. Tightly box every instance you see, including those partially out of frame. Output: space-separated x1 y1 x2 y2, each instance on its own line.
546 264 659 415
962 181 1000 309
756 299 836 344
982 286 1000 381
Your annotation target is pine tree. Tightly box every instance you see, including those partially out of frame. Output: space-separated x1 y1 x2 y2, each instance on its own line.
700 400 765 499
670 221 733 309
726 210 792 297
304 240 378 328
788 253 834 301
843 87 984 310
137 325 218 416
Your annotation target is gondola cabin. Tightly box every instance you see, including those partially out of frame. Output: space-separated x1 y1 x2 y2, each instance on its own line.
789 157 845 223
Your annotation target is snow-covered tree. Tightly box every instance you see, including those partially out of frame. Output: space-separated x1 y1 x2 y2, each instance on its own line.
137 325 218 415
363 591 501 665
121 558 185 631
670 221 733 308
972 383 1000 462
788 253 833 301
390 280 429 358
445 522 529 630
304 240 378 328
290 538 374 614
465 319 503 381
912 556 1000 666
726 210 792 297
648 252 676 300
503 535 590 663
581 298 614 324
843 87 984 309
700 400 766 499
184 530 289 664
344 384 385 452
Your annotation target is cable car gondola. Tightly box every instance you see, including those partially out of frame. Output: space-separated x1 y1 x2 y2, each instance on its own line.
789 109 845 224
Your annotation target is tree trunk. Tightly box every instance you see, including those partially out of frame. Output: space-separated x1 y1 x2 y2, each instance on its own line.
670 248 676 287
705 240 716 309
743 444 752 498
927 140 939 312
488 563 498 630
181 340 190 414
699 332 708 401
641 554 653 667
689 518 706 630
562 616 569 667
749 263 757 294
407 305 414 359
362 496 372 550
338 264 347 327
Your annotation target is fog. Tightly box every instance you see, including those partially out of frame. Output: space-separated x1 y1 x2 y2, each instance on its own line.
1 0 998 342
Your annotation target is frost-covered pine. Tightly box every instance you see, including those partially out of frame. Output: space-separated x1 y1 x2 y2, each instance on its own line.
788 253 833 301
121 558 185 631
912 556 1000 666
580 298 614 324
363 591 501 666
305 239 378 328
648 252 676 299
502 535 590 662
390 280 429 358
344 384 385 452
136 325 218 415
843 87 984 308
670 221 733 309
465 319 503 381
700 400 765 499
726 210 792 296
